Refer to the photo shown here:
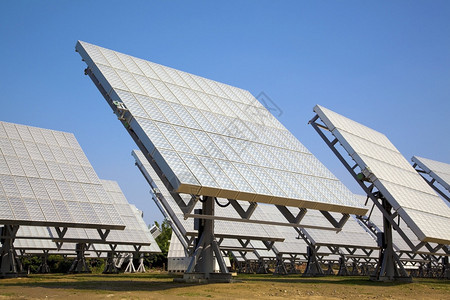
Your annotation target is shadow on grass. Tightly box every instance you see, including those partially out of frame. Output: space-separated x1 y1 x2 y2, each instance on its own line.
1 274 204 293
2 273 446 293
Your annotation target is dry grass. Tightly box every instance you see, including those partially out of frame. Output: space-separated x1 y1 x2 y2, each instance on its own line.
0 272 448 299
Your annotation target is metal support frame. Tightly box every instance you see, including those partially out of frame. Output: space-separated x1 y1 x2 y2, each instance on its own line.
303 245 324 276
0 225 20 277
337 256 349 276
181 197 232 283
325 261 335 275
37 250 51 273
136 254 146 273
124 254 136 273
103 244 119 274
69 243 91 273
413 163 450 203
310 114 426 281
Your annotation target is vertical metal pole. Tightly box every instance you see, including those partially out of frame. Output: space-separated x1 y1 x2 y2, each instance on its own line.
197 196 215 276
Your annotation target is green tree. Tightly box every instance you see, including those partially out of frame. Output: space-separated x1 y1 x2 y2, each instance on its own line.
146 219 172 268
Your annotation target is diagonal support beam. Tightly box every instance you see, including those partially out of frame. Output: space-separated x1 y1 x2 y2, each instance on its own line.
320 211 350 229
229 200 258 219
276 205 307 225
97 229 110 241
54 227 68 239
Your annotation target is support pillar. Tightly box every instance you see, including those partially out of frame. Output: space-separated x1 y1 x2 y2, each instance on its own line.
440 257 449 279
337 256 349 276
103 252 119 274
124 254 136 273
325 261 335 275
273 254 287 275
303 246 324 276
257 258 269 274
371 199 411 282
69 243 91 273
0 225 20 278
176 197 232 283
37 250 51 273
350 261 360 276
136 254 146 273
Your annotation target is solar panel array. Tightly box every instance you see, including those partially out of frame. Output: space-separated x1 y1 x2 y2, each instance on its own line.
133 149 283 242
77 41 366 215
412 156 450 193
48 180 159 251
313 105 450 245
0 121 125 229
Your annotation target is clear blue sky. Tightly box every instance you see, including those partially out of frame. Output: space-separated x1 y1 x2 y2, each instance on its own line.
1 1 449 226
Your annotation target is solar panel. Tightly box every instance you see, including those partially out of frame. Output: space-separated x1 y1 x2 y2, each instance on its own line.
313 105 450 245
132 149 284 242
0 121 125 230
412 156 450 197
12 226 56 251
76 41 366 215
49 180 159 251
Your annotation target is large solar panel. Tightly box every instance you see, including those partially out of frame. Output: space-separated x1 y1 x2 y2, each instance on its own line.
132 149 284 242
76 41 366 215
313 105 450 245
412 156 450 195
0 121 124 230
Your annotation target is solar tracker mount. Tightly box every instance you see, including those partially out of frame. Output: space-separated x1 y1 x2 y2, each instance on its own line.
309 105 450 281
76 41 369 281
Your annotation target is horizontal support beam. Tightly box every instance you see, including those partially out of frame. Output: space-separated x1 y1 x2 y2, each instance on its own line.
185 213 341 232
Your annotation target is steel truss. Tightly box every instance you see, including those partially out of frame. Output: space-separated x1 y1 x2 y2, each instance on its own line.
309 114 449 281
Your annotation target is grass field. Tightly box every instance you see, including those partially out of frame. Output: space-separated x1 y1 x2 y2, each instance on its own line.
0 272 448 299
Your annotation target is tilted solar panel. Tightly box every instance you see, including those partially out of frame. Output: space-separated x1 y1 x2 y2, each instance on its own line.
0 121 125 230
313 105 450 244
76 41 366 215
412 156 450 193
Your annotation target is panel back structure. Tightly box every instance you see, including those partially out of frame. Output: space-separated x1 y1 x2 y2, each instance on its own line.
260 204 378 276
354 194 448 275
310 105 450 281
412 156 450 202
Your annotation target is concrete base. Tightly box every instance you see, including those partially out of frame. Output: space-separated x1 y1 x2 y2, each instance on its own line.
174 272 235 283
